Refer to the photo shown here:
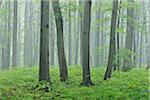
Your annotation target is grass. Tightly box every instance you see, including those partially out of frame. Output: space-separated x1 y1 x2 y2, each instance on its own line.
0 66 149 100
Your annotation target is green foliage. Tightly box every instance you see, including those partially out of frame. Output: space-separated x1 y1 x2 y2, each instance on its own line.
116 27 125 33
0 67 149 99
121 1 141 9
116 48 137 61
60 0 79 21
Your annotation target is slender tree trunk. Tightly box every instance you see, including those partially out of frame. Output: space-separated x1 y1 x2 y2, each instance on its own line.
81 0 93 86
114 0 122 71
75 4 80 65
24 0 33 67
12 0 18 67
2 1 10 69
100 2 104 67
50 4 55 66
139 34 142 68
146 2 150 69
94 1 100 67
79 0 83 66
104 0 118 80
68 0 72 65
50 22 55 66
0 0 2 7
39 0 50 81
52 0 68 81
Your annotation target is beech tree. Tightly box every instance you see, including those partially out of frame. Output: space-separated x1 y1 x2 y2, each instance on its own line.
122 0 134 72
52 0 68 81
39 0 50 81
104 0 118 80
12 0 17 67
24 0 33 67
1 1 10 69
81 0 93 86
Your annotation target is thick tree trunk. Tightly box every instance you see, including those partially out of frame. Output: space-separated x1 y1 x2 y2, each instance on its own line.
104 0 118 80
12 0 18 67
39 1 50 81
52 0 68 81
81 0 93 86
122 0 134 71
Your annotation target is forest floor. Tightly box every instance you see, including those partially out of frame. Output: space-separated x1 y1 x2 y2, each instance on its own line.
0 66 149 100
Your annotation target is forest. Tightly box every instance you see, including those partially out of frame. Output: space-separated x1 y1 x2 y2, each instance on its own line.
0 0 149 99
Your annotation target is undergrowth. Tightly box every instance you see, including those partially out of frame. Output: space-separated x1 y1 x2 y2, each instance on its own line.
0 67 149 100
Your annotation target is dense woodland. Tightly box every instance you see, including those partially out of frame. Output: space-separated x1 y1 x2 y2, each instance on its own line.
0 0 149 99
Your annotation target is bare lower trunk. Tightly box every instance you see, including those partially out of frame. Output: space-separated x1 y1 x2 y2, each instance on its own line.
53 0 68 81
104 0 118 80
81 0 93 86
39 1 50 81
122 0 134 72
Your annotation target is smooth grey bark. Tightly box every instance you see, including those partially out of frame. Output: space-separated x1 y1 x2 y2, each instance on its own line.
139 34 142 68
68 0 72 65
146 2 150 69
50 14 55 66
104 0 118 80
94 1 100 67
81 0 93 86
24 1 33 67
74 6 80 65
39 1 50 81
2 1 10 69
122 0 134 71
139 0 146 68
12 0 18 67
34 3 40 66
52 0 68 81
145 34 149 70
0 0 2 7
79 0 83 66
100 1 104 67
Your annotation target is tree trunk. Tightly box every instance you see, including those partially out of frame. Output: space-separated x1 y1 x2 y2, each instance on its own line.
114 0 122 71
52 0 68 81
12 0 18 67
79 0 83 66
94 1 100 67
74 3 80 65
0 0 2 7
68 0 72 65
81 0 93 86
2 1 10 69
122 0 134 71
104 0 118 80
24 0 33 67
39 0 50 81
50 4 55 66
